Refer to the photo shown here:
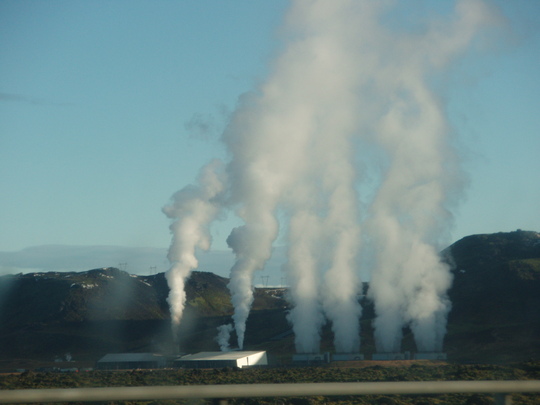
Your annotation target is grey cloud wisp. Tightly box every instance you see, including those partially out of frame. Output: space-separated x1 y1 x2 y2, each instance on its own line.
163 0 502 353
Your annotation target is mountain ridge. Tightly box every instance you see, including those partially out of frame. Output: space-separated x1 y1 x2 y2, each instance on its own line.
0 230 538 366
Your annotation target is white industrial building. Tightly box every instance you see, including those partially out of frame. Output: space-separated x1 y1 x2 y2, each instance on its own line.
174 351 268 369
96 353 168 370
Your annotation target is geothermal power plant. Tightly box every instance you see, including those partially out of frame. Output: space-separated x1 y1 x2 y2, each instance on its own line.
161 0 498 363
95 350 447 370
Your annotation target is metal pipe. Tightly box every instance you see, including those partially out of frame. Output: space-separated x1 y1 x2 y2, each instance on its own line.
0 380 539 404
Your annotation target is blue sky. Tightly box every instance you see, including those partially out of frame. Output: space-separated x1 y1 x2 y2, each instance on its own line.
1 0 539 278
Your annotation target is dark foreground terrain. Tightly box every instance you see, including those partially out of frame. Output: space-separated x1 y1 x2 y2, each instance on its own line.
1 361 540 405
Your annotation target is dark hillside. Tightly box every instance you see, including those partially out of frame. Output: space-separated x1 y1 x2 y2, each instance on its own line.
0 268 167 327
0 269 244 364
0 231 539 368
0 268 235 327
444 230 540 362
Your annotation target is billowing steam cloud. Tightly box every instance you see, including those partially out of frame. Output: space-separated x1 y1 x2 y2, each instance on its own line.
163 160 226 340
164 0 501 353
215 323 234 352
364 0 501 353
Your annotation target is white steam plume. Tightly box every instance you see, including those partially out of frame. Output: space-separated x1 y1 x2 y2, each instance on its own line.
275 0 383 354
215 323 234 352
226 223 277 349
163 160 226 341
222 0 373 352
285 211 325 354
163 0 502 355
221 90 286 348
366 0 502 353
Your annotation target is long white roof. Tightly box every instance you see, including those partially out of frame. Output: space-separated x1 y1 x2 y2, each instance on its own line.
178 351 265 361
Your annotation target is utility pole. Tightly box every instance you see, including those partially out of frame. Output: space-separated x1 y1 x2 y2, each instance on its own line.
260 275 269 287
